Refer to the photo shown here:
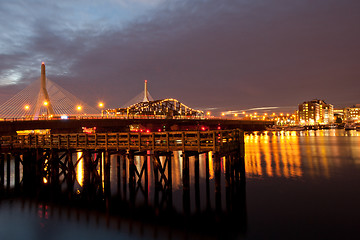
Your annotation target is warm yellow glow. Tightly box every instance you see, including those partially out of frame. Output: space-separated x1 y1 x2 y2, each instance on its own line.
254 112 257 115
98 102 104 108
242 111 246 114
264 113 267 116
245 132 302 178
221 112 225 116
24 105 30 110
43 101 48 106
76 152 84 187
207 111 211 115
280 113 283 116
77 105 82 111
208 151 214 179
234 113 238 117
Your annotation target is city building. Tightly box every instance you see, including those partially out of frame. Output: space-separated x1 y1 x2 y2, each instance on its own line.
298 99 334 125
344 104 360 122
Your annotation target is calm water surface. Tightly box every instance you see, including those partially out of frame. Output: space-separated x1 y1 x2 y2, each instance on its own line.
0 129 359 239
245 129 360 239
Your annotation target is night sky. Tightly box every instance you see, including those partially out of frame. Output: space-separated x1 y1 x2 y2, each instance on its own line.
0 0 359 115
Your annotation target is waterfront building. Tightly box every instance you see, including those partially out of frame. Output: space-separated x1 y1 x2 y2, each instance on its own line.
298 99 334 125
344 104 360 122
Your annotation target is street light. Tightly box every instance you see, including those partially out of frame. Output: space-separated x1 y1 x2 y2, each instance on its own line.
24 105 30 110
43 101 48 106
98 102 104 108
77 105 82 111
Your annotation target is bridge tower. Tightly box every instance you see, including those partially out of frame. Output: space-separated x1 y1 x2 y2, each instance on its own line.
33 62 55 118
143 80 149 102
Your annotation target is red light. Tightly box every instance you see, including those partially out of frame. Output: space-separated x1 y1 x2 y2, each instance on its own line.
42 62 45 65
217 126 221 130
146 129 150 133
201 127 206 131
140 129 143 132
158 129 161 132
145 80 147 83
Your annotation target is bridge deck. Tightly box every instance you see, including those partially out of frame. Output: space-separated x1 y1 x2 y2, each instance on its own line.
0 130 244 153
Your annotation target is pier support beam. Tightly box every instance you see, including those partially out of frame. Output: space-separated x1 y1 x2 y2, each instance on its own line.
14 154 21 189
153 151 172 210
194 153 200 212
0 154 4 187
104 151 111 197
6 153 11 189
214 153 221 213
182 152 190 214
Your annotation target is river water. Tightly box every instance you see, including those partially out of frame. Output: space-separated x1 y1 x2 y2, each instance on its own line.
0 129 359 239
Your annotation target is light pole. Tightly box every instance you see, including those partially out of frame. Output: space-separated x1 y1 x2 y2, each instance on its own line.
43 101 49 119
98 102 104 117
24 105 30 119
77 105 82 118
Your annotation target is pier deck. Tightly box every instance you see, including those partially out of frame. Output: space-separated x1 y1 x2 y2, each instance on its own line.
0 129 244 154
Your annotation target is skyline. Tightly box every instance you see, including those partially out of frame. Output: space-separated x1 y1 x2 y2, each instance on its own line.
0 0 359 114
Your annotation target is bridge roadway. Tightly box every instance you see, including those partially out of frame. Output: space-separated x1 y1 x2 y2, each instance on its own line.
0 117 272 135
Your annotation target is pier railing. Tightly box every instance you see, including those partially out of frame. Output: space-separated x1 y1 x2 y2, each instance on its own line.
0 129 244 153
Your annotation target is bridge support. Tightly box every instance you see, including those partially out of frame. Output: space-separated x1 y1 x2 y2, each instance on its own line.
153 151 172 211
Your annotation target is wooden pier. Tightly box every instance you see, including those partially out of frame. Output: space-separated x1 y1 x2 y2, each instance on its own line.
0 129 244 153
0 129 245 218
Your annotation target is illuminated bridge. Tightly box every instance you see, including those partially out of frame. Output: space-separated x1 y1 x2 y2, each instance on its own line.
0 62 98 119
0 64 272 134
103 80 203 118
105 98 204 118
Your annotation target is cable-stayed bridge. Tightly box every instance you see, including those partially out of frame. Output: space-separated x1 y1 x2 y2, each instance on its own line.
0 63 272 134
0 63 98 119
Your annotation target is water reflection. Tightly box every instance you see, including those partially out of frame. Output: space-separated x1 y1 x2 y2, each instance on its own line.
0 149 247 240
245 129 360 179
245 131 302 178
